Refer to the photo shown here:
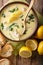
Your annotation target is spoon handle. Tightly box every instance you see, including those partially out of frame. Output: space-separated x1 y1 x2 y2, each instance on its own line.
24 0 35 18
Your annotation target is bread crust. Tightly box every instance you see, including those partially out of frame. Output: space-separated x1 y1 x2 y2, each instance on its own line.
1 43 13 57
0 33 6 46
0 59 10 65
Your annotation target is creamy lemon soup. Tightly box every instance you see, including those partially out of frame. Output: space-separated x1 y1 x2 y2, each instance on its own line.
0 3 37 41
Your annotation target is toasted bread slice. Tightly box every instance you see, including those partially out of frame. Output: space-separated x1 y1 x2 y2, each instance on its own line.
0 59 10 65
0 33 6 46
0 45 1 55
1 43 13 57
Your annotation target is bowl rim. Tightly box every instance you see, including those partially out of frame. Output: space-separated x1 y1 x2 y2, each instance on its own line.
0 1 38 42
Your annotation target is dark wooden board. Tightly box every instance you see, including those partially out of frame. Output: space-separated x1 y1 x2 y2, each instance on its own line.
0 0 43 65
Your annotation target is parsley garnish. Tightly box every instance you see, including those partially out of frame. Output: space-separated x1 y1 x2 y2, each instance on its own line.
1 13 6 18
20 15 24 18
9 7 19 13
9 23 19 31
28 14 34 20
26 21 30 24
10 28 13 31
23 30 27 34
22 25 24 28
9 9 15 12
1 23 4 29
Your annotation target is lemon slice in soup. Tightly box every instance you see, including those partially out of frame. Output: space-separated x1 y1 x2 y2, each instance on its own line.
9 10 23 22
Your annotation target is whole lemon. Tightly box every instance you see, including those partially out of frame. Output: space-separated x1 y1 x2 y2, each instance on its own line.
37 26 43 39
38 41 43 55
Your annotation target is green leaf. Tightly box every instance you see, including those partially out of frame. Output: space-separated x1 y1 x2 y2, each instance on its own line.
16 42 25 50
35 10 43 26
1 13 6 18
10 42 20 49
12 41 25 56
9 7 19 13
1 23 4 29
12 49 19 56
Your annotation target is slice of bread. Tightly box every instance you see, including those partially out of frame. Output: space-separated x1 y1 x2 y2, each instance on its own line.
0 59 10 65
1 43 13 57
0 33 6 46
0 45 1 55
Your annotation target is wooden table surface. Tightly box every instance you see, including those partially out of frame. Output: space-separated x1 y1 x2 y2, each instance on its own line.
0 0 43 65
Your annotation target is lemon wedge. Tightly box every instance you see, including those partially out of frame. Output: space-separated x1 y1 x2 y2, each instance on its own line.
9 10 23 23
37 41 43 55
19 46 32 58
25 39 38 51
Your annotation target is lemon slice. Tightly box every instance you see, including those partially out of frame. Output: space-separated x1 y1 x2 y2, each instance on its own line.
19 46 32 58
9 10 23 23
37 41 43 55
25 39 38 51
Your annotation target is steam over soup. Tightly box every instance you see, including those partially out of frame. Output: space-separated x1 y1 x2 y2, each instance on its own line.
0 2 37 41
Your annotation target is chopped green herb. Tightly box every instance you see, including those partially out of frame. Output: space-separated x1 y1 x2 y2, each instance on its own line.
23 30 27 34
22 25 24 28
26 21 30 24
9 23 19 30
1 23 4 29
15 7 19 11
22 19 24 21
9 7 19 13
15 24 19 28
28 14 34 20
32 20 34 22
9 23 16 28
9 8 15 13
1 13 6 18
10 28 13 31
20 15 24 18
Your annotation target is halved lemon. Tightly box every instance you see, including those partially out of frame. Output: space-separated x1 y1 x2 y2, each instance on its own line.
19 46 32 58
25 39 38 51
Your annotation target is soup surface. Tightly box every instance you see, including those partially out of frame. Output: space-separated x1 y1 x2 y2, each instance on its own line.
0 3 37 41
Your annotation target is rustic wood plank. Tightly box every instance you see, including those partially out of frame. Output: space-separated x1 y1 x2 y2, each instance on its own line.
37 55 43 65
29 52 38 65
31 55 38 65
16 56 31 65
0 0 3 8
27 0 43 15
2 0 8 5
9 55 16 65
34 0 43 14
31 51 43 65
